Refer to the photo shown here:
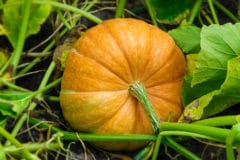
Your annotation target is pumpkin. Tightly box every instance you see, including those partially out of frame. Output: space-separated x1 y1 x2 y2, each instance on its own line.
60 18 186 151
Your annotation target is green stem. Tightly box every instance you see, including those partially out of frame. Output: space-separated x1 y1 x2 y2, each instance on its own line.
0 78 30 92
29 117 240 159
226 124 240 160
33 0 102 24
160 131 220 141
48 96 60 102
5 113 28 146
56 9 72 29
133 143 154 160
18 57 42 75
129 81 160 134
115 0 127 18
213 0 240 23
207 0 219 24
188 0 202 24
193 115 240 127
18 29 65 75
4 142 60 154
160 122 240 143
31 78 61 98
11 0 32 75
0 143 6 160
34 61 56 94
145 0 158 26
9 61 56 145
0 57 11 77
0 126 39 160
151 131 163 160
201 9 214 24
163 136 201 160
29 117 156 141
197 12 204 26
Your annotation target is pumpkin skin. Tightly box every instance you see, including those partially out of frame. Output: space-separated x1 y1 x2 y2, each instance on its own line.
60 18 186 151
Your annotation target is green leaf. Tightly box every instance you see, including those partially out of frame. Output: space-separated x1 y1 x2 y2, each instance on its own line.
149 0 194 24
0 91 32 118
2 0 52 48
181 75 221 107
27 2 52 37
191 23 240 87
179 56 240 122
169 25 201 53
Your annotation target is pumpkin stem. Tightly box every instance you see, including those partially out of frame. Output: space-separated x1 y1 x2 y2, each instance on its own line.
129 81 160 134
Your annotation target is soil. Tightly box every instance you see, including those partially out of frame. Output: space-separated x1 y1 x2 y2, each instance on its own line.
1 0 240 159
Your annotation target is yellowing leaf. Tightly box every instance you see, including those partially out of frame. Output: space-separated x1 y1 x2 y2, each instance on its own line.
180 56 240 122
149 0 194 24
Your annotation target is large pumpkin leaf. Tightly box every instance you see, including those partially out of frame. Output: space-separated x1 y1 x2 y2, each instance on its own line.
181 75 221 107
180 56 240 122
191 23 240 87
169 25 201 53
149 0 195 24
181 23 240 121
1 0 52 48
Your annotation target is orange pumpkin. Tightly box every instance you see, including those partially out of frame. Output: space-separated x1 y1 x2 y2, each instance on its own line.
60 18 186 151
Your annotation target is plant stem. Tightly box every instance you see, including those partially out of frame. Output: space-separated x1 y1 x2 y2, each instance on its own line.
226 124 240 160
160 122 240 143
133 143 154 160
160 131 219 141
207 0 219 24
188 0 202 24
145 0 158 26
29 117 240 159
201 9 214 24
4 142 60 154
0 126 39 160
56 9 72 29
33 0 102 24
129 81 160 134
48 96 60 102
151 131 163 160
115 0 127 18
0 78 30 92
31 78 61 98
5 113 28 146
213 0 240 23
18 57 42 75
163 136 201 160
193 115 240 127
9 61 56 146
29 117 156 141
18 29 64 75
10 0 32 75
